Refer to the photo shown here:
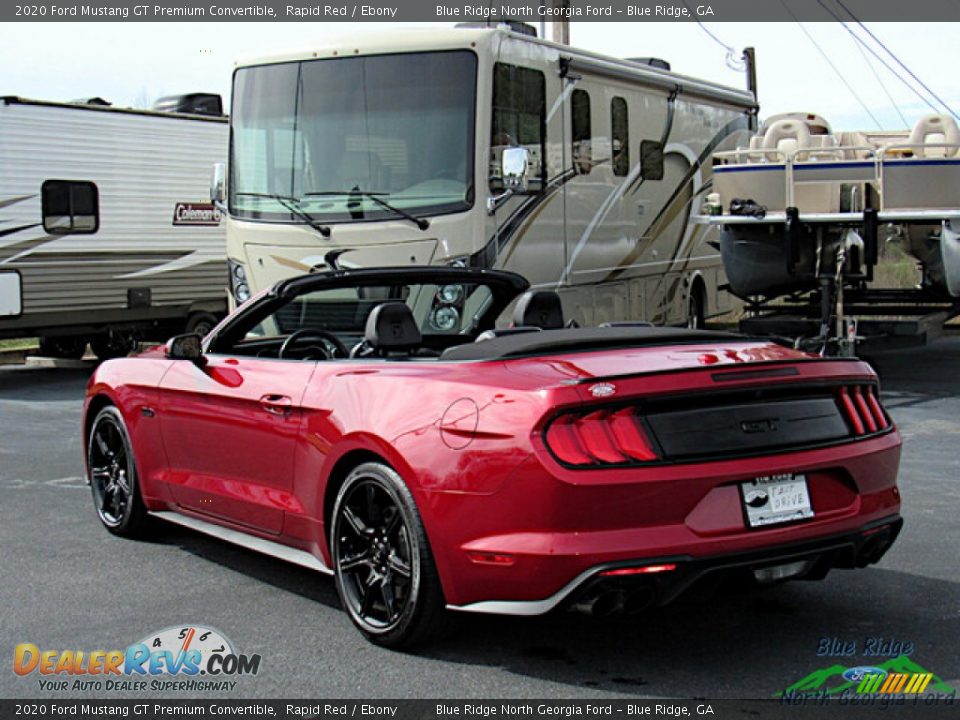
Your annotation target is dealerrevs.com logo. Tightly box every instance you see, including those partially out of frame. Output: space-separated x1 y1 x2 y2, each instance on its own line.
14 625 261 692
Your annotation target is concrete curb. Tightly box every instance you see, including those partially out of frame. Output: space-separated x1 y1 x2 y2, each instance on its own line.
25 356 96 369
0 348 37 366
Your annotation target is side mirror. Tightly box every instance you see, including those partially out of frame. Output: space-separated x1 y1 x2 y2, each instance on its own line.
165 333 205 364
210 162 226 210
501 146 530 192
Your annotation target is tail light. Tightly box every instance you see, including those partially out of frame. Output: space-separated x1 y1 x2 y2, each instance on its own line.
837 385 890 437
544 407 659 467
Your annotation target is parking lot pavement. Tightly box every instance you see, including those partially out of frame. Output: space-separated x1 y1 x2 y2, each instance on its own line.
1 338 958 700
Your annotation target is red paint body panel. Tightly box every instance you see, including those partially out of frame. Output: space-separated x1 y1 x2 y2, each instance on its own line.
84 337 902 610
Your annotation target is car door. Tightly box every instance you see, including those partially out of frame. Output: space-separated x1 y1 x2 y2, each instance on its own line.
158 351 316 535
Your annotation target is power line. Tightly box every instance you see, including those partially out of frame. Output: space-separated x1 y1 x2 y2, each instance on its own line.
780 0 882 129
680 1 745 71
832 0 959 121
848 22 908 127
815 0 941 116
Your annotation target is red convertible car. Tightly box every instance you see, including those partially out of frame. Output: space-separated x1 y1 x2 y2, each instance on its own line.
83 266 902 647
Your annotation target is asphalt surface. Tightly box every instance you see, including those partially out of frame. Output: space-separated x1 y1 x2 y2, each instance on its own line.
1 337 958 700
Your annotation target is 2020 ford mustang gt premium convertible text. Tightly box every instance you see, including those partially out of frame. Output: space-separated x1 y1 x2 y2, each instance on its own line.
83 267 902 647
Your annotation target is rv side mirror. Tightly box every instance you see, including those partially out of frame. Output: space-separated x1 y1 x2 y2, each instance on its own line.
165 333 205 363
210 162 226 207
501 146 530 192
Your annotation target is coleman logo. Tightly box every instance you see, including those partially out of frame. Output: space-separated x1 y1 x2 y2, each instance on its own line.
173 203 221 226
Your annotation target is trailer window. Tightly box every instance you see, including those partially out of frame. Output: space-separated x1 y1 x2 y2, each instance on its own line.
41 180 98 234
491 63 545 192
571 89 592 174
611 97 629 177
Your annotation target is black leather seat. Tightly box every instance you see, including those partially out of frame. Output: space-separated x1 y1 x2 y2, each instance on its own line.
361 302 421 357
513 290 564 330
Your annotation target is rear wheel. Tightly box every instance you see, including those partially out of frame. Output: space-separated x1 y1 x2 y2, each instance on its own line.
87 406 151 537
331 462 447 648
687 283 706 329
38 335 87 359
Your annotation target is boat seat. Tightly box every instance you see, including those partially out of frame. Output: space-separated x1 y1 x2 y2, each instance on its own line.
745 135 765 163
762 118 812 161
907 114 960 158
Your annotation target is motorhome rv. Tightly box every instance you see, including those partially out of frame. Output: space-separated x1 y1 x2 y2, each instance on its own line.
217 24 757 329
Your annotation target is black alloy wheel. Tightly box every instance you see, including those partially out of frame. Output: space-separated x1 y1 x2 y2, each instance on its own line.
87 406 149 536
331 462 447 648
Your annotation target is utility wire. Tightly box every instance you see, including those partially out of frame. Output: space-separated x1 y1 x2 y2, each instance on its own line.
832 0 960 121
780 0 882 129
680 1 745 71
848 23 909 127
815 0 940 116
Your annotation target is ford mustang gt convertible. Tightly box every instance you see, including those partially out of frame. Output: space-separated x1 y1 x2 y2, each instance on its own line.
83 266 902 647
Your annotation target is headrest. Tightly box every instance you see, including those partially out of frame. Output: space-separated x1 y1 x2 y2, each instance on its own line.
512 290 564 330
365 302 421 353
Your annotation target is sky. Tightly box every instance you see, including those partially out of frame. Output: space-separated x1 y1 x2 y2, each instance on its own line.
3 21 958 131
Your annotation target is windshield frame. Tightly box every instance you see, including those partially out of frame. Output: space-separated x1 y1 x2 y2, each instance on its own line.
228 49 479 226
205 266 529 357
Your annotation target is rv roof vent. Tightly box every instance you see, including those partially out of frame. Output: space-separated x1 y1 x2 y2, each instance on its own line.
627 57 671 72
72 97 112 106
455 21 537 37
152 93 224 117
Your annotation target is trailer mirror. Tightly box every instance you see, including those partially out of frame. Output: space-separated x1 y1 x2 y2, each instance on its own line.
165 333 205 363
501 146 529 192
210 162 226 207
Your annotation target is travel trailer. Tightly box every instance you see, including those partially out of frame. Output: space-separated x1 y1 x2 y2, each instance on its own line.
0 96 229 358
701 111 960 353
217 24 757 329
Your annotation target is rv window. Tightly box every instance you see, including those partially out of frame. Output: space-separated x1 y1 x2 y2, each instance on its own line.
491 63 545 192
611 97 629 177
42 180 99 234
571 89 592 174
640 140 665 181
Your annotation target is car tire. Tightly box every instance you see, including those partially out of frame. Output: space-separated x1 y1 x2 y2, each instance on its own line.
87 406 151 537
331 461 448 648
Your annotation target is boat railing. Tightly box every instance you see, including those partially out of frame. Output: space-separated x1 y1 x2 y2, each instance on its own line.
713 142 960 216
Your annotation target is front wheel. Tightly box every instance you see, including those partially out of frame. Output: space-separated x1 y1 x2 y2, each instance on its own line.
331 462 447 648
87 406 151 537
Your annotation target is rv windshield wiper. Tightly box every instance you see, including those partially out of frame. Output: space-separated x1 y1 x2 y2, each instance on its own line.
305 189 430 231
235 192 331 238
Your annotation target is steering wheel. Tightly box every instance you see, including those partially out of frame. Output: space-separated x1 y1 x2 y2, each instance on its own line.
279 329 348 360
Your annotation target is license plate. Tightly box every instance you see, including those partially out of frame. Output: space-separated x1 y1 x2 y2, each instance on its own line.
740 473 814 528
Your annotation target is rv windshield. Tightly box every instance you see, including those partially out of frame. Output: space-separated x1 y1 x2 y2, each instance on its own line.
230 50 477 224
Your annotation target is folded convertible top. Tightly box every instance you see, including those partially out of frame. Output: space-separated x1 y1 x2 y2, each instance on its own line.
440 326 745 361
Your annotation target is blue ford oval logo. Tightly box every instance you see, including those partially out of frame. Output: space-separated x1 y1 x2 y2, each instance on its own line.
842 666 887 682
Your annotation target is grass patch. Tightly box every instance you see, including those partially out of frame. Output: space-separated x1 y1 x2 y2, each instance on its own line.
0 338 38 351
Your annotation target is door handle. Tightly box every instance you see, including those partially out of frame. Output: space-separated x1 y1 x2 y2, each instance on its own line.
259 394 294 416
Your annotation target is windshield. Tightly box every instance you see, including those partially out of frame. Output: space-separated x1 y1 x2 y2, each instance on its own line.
230 50 477 223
